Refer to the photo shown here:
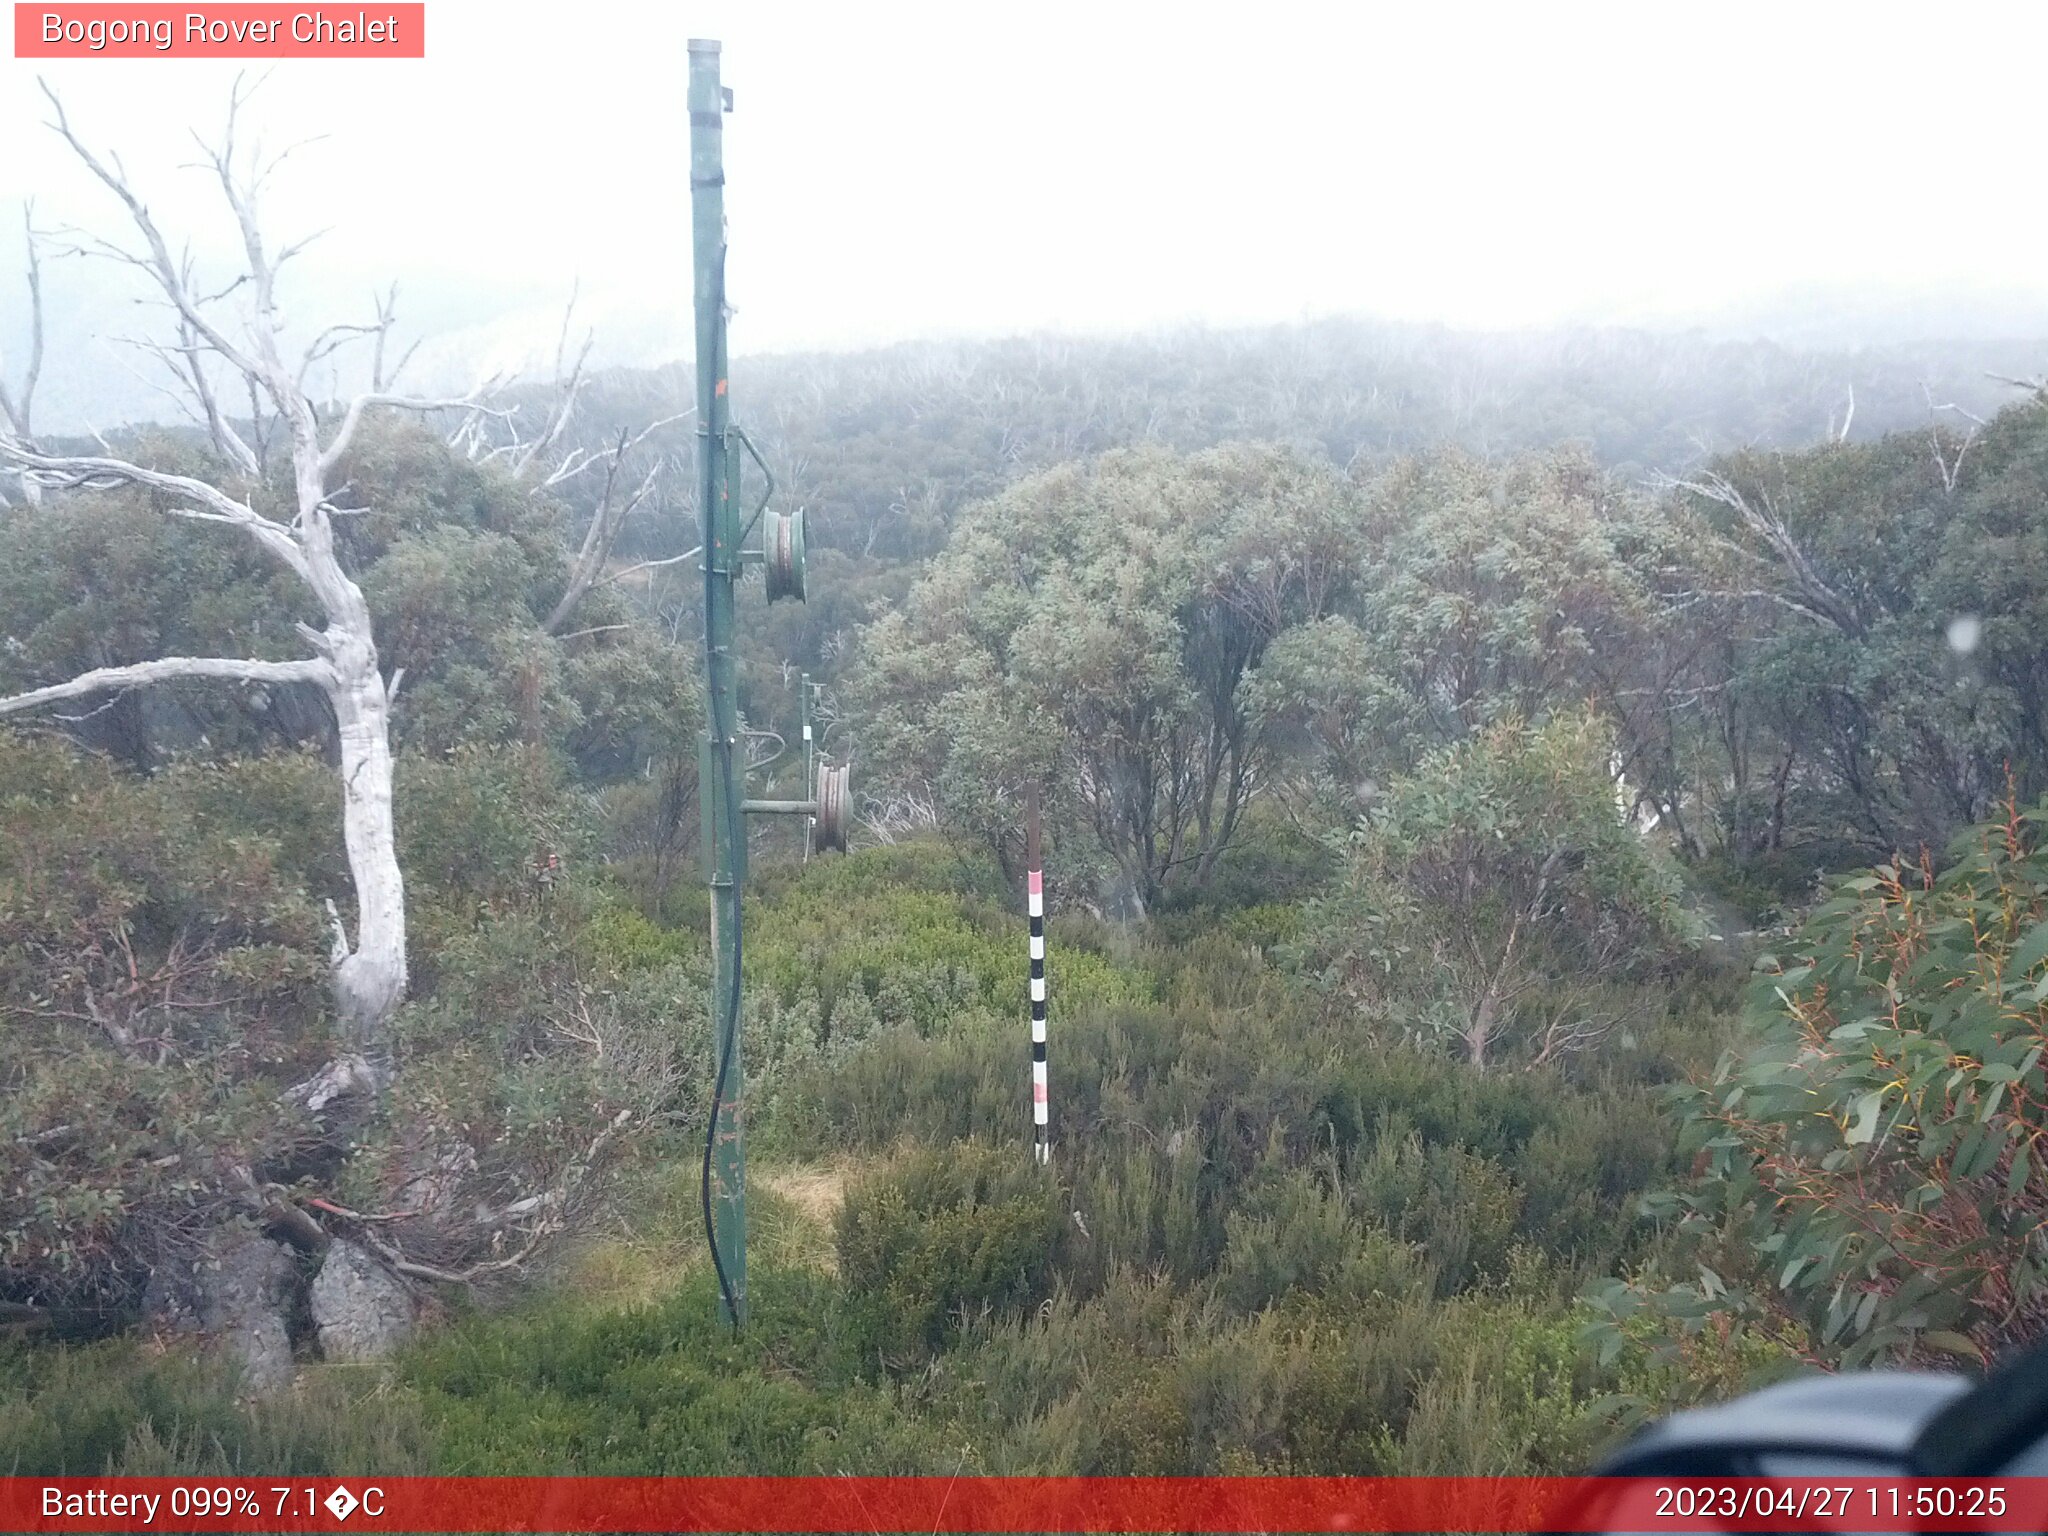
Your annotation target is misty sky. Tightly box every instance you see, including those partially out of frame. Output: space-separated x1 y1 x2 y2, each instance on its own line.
5 1 2048 425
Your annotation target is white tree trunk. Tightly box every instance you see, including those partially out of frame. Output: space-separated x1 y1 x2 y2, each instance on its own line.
291 438 409 1041
329 633 407 1040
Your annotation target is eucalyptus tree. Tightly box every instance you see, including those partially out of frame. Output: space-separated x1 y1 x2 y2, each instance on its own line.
1668 394 2048 861
1290 710 1684 1071
1250 447 1707 846
1592 796 2048 1369
859 443 1363 912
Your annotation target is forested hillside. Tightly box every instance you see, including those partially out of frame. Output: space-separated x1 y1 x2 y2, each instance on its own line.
567 319 2046 567
8 240 2048 1473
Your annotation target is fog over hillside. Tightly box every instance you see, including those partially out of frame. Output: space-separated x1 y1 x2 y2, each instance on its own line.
14 279 2048 455
7 1 2048 430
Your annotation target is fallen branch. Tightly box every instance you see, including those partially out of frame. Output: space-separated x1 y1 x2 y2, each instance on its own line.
361 1224 550 1285
345 1109 634 1286
228 1163 330 1254
0 654 332 718
304 1196 421 1224
282 1051 383 1113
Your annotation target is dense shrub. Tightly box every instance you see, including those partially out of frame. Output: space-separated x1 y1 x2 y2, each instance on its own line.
7 824 1720 1475
744 842 1150 1039
402 1264 947 1474
837 1142 1067 1368
1595 796 2048 1371
0 738 332 1314
398 744 596 933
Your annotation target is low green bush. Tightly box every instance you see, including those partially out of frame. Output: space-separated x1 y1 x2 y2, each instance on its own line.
0 1338 431 1476
837 1141 1067 1368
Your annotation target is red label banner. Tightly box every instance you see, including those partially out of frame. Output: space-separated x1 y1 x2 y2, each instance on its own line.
14 4 425 57
3 1476 2047 1533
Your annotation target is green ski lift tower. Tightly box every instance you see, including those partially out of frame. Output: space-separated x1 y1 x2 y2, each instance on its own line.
689 38 850 1330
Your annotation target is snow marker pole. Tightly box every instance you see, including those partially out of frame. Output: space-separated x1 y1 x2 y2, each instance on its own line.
1028 784 1049 1166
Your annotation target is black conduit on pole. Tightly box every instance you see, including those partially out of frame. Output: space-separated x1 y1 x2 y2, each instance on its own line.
700 743 744 1323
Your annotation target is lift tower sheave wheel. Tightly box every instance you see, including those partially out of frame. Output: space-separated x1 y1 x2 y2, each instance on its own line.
814 762 851 853
764 507 807 603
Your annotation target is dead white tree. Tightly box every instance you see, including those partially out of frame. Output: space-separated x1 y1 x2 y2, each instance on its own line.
540 417 688 633
0 203 44 506
1922 384 1986 497
0 82 494 1057
1663 468 1864 638
445 288 691 635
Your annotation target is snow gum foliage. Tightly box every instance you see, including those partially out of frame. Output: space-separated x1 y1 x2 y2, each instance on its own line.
1595 792 2048 1370
858 443 1361 909
1255 450 1678 777
1290 711 1686 1068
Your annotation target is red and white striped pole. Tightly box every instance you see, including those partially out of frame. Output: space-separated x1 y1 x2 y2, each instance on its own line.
1027 784 1049 1166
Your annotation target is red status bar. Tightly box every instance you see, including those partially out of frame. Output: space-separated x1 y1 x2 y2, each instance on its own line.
6 1476 2048 1533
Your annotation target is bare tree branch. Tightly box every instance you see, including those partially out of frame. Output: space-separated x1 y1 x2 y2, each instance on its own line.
1986 371 2048 396
0 655 333 718
297 319 384 384
537 406 692 633
0 441 310 576
370 284 420 390
505 283 594 481
1924 383 1984 496
0 202 43 443
544 444 663 634
1664 469 1864 637
597 544 703 590
39 79 279 402
319 388 507 479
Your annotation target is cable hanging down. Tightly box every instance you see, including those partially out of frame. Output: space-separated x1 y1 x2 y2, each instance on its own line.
700 739 744 1324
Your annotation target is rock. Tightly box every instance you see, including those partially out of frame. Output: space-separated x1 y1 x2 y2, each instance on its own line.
143 1228 298 1396
310 1238 414 1361
228 1305 296 1396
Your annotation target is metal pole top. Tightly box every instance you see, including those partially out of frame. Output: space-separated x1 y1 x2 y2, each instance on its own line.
688 37 721 53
